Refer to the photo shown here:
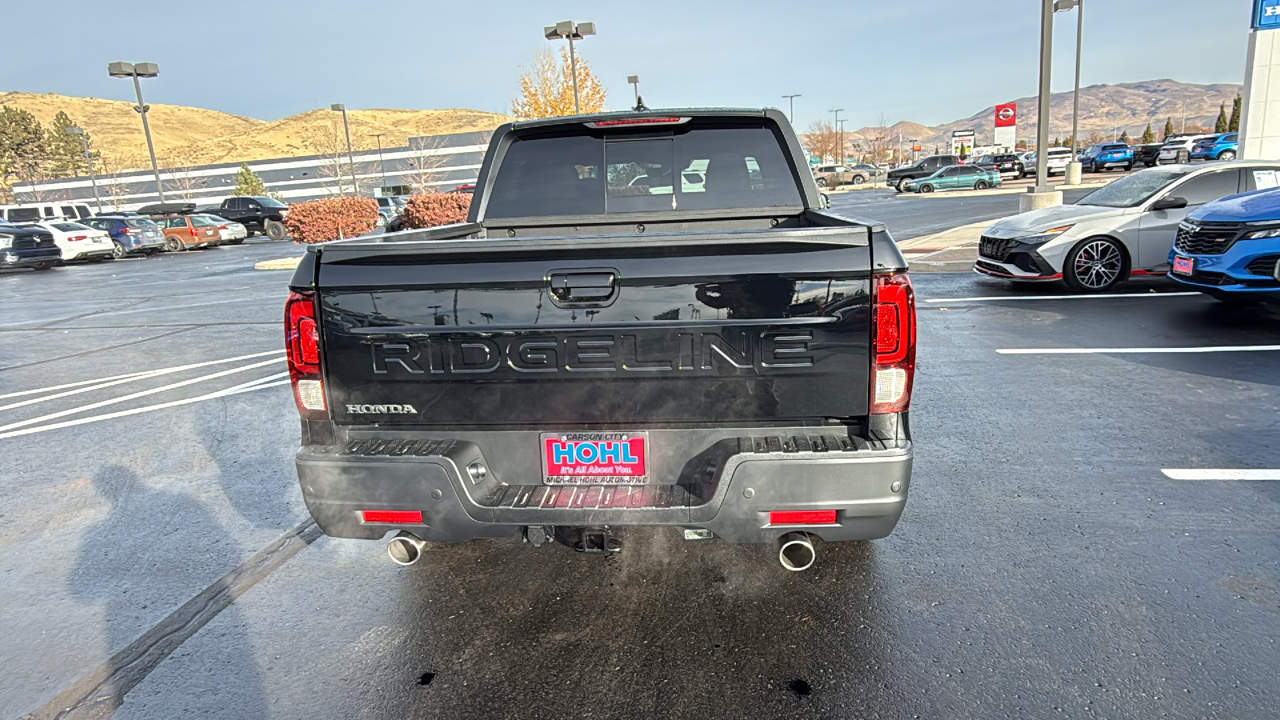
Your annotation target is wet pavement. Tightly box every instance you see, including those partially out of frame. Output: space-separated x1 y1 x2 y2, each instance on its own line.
2 241 1279 719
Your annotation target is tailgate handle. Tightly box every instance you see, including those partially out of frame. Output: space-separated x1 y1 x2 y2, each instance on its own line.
548 269 619 308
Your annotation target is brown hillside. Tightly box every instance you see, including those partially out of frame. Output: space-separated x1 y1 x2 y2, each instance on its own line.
0 92 511 170
0 91 262 163
166 108 511 166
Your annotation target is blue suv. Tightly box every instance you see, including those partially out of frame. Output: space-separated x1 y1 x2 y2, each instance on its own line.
1189 133 1238 162
83 216 167 259
1168 186 1280 304
1079 143 1134 173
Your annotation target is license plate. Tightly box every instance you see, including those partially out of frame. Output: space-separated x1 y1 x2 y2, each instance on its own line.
1173 256 1194 276
541 432 649 485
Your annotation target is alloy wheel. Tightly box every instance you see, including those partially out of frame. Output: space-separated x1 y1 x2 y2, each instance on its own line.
1073 240 1122 290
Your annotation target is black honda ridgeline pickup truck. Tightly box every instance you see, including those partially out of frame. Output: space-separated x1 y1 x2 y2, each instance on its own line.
285 108 916 570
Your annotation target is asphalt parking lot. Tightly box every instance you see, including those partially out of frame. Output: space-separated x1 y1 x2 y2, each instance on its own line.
2 235 1279 719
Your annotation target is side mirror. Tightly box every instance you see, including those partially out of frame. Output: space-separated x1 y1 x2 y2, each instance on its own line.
819 192 831 209
1150 196 1188 211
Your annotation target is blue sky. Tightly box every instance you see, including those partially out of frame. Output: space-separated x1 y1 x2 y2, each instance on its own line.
3 0 1254 130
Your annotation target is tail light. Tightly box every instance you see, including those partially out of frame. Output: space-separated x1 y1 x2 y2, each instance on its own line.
871 272 916 414
68 235 87 242
285 291 326 419
188 226 198 237
218 224 228 230
121 227 138 234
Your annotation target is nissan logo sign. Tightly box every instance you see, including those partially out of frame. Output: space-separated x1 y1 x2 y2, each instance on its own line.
997 107 1015 122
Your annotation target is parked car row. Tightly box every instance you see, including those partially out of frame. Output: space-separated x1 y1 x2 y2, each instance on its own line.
975 160 1280 295
0 200 266 271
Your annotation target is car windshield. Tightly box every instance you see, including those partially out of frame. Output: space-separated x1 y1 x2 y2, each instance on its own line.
255 197 288 209
1076 168 1191 208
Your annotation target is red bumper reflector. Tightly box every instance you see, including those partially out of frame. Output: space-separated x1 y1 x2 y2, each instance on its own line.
361 510 423 524
769 510 837 525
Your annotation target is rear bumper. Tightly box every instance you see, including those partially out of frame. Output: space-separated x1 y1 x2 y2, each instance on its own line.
296 429 913 545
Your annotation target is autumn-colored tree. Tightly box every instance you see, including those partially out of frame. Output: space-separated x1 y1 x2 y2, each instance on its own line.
801 120 838 163
510 48 607 119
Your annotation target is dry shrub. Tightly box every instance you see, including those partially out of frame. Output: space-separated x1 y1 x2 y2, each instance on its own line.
402 193 472 229
283 197 379 243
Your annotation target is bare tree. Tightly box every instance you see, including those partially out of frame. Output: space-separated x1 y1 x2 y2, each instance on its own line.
801 120 838 163
403 136 451 194
863 114 895 166
161 148 208 202
99 152 145 211
308 115 360 197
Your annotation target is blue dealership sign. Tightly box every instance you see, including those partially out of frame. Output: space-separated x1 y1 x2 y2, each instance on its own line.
1257 0 1280 30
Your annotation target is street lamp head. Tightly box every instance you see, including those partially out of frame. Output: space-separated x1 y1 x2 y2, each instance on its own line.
546 20 594 39
133 62 159 78
65 126 84 136
1054 0 1078 11
330 103 345 112
107 61 135 77
627 75 639 84
576 21 596 37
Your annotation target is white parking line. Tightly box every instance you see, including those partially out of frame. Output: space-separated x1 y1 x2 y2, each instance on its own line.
0 372 291 441
0 349 285 401
925 292 1200 304
1162 469 1280 481
0 357 285 434
0 350 289 413
998 345 1280 355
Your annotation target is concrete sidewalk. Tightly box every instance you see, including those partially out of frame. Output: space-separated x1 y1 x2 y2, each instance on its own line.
900 218 1004 273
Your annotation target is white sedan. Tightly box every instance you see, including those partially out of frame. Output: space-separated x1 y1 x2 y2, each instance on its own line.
36 221 115 262
975 161 1280 291
200 214 248 244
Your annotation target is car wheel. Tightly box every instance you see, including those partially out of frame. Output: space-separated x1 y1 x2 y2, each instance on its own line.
919 184 935 194
815 177 827 188
1218 150 1236 161
1124 163 1133 171
1063 237 1126 292
896 178 910 192
111 241 126 259
31 262 54 271
851 175 865 185
165 237 184 252
974 180 990 190
265 220 287 242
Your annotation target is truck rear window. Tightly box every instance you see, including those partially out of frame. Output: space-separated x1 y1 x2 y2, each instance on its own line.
484 122 803 219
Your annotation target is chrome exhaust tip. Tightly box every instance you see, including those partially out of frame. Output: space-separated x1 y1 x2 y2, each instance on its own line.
777 532 816 572
387 531 426 566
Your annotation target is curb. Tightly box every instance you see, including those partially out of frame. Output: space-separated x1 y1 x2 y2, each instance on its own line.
254 257 302 271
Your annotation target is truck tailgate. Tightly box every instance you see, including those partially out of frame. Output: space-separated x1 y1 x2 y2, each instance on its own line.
314 230 872 427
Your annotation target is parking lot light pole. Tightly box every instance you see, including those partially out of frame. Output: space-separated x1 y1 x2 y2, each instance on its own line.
830 109 843 164
1023 0 1063 211
782 94 801 125
330 104 357 196
544 20 596 114
64 126 102 211
1055 0 1084 184
370 133 387 189
108 61 164 202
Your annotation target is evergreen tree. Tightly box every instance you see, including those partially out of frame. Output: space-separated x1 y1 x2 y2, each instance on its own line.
1119 130 1131 144
46 111 93 177
0 106 49 189
1163 117 1175 139
1215 103 1229 133
1229 94 1241 132
232 163 266 196
1141 123 1155 144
